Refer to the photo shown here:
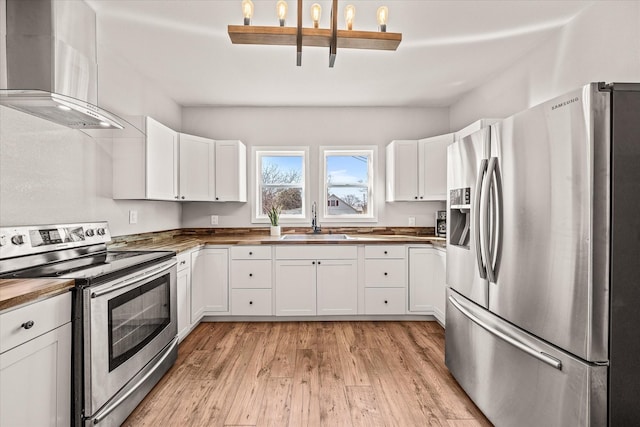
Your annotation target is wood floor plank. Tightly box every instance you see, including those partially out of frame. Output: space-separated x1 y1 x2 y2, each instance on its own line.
317 323 352 425
334 322 371 386
296 321 318 349
269 322 298 378
346 386 384 427
289 348 321 426
256 378 292 427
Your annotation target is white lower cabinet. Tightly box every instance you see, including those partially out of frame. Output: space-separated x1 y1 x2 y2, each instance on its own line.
275 246 358 316
0 293 71 427
409 246 446 324
365 288 406 315
191 248 229 322
176 251 193 341
231 289 273 316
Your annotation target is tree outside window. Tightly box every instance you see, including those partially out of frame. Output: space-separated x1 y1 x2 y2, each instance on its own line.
255 151 306 221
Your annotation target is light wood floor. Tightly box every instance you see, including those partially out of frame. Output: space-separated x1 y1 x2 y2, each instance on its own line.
123 321 492 427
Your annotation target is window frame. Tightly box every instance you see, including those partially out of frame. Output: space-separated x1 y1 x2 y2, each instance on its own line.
251 147 310 224
320 146 377 223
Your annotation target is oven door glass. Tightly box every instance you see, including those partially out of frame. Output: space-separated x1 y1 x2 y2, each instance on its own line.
108 275 170 371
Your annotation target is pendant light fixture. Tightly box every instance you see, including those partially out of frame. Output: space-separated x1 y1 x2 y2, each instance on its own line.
228 0 402 67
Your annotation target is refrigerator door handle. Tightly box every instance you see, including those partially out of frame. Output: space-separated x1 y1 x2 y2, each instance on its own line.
482 157 502 283
448 294 563 370
474 158 488 279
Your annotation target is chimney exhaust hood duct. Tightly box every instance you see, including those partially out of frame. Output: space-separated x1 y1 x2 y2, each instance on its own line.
0 0 124 129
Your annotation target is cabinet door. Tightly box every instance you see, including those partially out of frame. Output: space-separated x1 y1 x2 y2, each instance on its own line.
317 259 358 315
179 133 215 201
177 267 191 341
418 133 453 201
0 323 71 427
191 248 229 322
386 140 418 201
409 247 446 323
275 260 316 316
146 117 178 200
214 140 247 202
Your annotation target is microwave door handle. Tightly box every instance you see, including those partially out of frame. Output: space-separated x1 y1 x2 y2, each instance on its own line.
475 158 488 279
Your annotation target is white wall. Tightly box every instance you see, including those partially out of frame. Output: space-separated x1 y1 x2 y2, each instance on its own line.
0 26 183 236
450 1 640 129
181 107 450 228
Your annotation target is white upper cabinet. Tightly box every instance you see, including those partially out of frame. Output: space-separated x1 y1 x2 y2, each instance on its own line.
178 133 215 201
214 140 247 202
386 133 454 201
113 118 247 202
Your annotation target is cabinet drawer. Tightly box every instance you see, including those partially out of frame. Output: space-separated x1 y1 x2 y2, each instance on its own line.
365 288 406 315
230 260 272 289
0 292 72 353
231 289 272 316
231 246 272 260
364 245 405 259
364 259 406 287
275 245 357 260
177 251 191 272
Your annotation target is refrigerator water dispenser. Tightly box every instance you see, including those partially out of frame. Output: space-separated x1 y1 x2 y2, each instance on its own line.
449 187 471 247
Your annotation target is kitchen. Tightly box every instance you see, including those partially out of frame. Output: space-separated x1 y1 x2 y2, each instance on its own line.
1 1 639 426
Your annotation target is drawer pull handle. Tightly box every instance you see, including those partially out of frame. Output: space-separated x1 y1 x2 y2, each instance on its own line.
384 300 388 304
249 273 253 277
180 261 186 265
384 272 388 276
249 301 253 305
22 320 35 330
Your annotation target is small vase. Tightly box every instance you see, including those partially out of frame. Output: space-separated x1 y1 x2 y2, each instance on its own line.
270 225 281 236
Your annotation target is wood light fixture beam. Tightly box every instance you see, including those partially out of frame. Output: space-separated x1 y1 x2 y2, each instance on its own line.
228 1 402 67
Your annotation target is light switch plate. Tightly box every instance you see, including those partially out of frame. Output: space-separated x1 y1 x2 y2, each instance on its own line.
408 216 416 226
129 210 138 224
210 215 219 225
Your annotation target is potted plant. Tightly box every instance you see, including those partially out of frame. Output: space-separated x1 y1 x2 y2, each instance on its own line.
267 204 282 236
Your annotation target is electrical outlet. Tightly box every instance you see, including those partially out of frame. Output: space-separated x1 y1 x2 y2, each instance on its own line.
129 210 138 224
210 215 219 225
408 216 416 226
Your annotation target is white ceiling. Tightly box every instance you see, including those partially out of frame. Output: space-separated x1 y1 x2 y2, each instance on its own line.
86 0 592 108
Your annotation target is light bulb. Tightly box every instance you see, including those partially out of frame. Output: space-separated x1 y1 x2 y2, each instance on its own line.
344 5 355 31
311 3 321 29
377 6 388 32
276 0 288 26
241 0 254 25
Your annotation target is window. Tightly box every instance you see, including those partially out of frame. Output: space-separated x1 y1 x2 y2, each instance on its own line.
253 148 308 223
321 147 376 221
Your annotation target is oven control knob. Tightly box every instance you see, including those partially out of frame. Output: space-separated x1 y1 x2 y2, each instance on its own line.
85 229 95 237
11 235 25 245
0 235 6 247
96 228 106 236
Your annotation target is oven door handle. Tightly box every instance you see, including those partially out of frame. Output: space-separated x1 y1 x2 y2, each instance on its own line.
91 337 178 425
91 259 176 299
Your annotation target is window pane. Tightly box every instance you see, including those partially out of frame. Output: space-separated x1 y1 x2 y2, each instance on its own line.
261 187 303 215
326 154 370 216
262 156 303 185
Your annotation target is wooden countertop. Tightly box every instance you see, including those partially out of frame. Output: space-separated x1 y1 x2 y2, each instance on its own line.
110 233 446 253
0 278 74 312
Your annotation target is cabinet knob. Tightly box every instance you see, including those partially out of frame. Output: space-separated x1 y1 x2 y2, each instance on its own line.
181 196 185 199
384 251 388 255
384 272 388 276
21 320 35 330
249 252 253 255
384 300 388 304
175 196 179 199
180 260 186 265
215 197 219 200
312 261 316 265
249 301 253 305
318 261 321 265
420 196 423 199
414 196 418 200
249 273 253 277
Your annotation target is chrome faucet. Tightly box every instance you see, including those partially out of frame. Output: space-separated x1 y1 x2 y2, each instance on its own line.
311 202 322 233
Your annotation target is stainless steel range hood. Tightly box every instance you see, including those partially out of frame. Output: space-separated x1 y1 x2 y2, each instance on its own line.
0 0 123 129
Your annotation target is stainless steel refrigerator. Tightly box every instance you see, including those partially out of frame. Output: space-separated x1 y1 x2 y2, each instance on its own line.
445 82 640 426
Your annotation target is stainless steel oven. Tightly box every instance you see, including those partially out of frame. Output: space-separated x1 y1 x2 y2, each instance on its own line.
85 258 177 425
0 222 178 427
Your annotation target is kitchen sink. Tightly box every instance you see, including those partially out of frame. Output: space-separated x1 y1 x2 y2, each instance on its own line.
280 234 352 240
